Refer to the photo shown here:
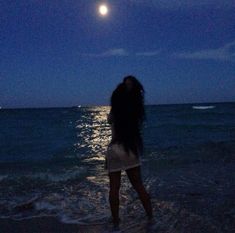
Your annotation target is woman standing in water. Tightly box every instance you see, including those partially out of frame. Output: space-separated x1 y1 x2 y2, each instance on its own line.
105 75 153 228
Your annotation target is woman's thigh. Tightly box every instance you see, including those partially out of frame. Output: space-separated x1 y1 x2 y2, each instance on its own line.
125 166 143 189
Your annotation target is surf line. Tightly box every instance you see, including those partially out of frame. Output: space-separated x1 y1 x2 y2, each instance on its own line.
192 106 215 110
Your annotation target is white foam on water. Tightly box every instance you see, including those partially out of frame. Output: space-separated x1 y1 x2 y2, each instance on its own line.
0 175 8 181
59 213 108 225
9 214 57 221
29 166 85 182
35 201 58 211
192 105 215 110
30 183 111 225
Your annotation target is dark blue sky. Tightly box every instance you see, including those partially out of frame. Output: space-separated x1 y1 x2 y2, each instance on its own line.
1 0 235 108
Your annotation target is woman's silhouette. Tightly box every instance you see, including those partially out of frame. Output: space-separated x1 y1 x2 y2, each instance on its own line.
105 75 153 228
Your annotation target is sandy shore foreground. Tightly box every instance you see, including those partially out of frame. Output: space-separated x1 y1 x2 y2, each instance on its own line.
0 216 105 233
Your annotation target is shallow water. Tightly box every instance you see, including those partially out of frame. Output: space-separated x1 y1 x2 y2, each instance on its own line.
0 103 234 232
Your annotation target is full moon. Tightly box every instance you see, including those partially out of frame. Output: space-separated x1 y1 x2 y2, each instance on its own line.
99 4 108 16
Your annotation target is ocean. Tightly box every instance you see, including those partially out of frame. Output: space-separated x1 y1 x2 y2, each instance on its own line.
0 103 234 232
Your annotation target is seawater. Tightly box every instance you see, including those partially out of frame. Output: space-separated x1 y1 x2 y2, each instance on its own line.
0 103 234 232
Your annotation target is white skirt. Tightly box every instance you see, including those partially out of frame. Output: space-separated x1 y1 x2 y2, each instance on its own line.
105 143 141 173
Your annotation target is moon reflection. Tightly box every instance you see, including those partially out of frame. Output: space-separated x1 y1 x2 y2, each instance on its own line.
75 106 111 160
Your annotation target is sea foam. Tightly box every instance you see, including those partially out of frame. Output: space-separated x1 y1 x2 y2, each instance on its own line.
192 105 215 110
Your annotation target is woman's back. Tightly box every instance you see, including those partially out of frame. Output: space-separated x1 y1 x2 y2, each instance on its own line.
109 78 145 156
106 76 153 230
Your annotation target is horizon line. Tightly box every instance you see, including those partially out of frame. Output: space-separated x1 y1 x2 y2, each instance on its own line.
1 101 234 110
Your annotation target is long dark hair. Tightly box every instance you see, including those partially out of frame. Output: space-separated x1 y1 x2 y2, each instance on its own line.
110 76 145 157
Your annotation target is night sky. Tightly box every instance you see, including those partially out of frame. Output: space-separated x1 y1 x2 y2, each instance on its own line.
1 0 235 108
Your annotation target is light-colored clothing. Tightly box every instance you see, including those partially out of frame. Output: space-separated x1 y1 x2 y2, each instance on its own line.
106 143 141 172
105 111 141 172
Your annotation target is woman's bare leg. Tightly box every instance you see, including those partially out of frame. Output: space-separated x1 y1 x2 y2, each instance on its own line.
126 166 153 219
108 171 121 225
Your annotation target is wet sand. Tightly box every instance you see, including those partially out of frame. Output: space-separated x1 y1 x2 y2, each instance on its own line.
0 216 105 233
1 141 234 233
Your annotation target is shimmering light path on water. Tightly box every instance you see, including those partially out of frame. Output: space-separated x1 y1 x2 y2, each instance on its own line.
0 103 234 232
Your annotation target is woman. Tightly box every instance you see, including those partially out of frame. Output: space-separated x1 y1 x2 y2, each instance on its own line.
105 75 153 228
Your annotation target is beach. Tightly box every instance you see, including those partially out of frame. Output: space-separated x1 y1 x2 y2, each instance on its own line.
0 216 105 233
0 151 234 233
0 103 234 232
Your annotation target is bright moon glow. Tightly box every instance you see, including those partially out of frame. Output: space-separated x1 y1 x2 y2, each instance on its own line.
99 4 108 16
